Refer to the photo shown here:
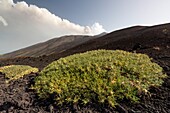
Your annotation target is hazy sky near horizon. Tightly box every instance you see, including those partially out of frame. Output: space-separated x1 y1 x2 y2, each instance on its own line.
0 0 170 54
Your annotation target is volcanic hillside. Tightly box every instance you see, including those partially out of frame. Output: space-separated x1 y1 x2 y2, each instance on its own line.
0 23 170 112
62 24 169 54
0 24 170 70
0 33 106 59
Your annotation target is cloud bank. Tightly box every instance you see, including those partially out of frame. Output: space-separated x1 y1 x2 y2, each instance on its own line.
0 0 105 54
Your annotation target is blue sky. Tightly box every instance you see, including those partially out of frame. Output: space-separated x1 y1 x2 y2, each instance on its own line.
15 0 170 31
0 0 170 54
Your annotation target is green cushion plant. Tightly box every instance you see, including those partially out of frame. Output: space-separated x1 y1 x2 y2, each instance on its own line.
33 50 167 107
0 65 39 82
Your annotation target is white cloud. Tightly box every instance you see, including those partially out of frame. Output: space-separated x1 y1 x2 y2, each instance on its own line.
0 16 8 26
0 0 105 54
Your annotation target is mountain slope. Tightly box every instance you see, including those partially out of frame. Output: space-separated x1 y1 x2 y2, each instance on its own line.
1 23 170 70
0 34 105 59
36 23 169 71
61 23 170 55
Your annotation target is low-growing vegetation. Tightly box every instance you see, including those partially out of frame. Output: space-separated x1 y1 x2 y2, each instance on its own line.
33 50 167 107
0 65 39 82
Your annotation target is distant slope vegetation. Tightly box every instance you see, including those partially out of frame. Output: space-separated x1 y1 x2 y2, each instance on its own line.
0 34 106 59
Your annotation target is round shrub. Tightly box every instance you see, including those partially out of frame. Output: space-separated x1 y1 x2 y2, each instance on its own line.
33 50 167 107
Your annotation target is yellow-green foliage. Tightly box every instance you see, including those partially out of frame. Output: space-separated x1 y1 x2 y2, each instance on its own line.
0 65 39 81
33 50 167 107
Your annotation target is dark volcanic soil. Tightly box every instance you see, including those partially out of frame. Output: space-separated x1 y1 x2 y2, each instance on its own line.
0 24 170 112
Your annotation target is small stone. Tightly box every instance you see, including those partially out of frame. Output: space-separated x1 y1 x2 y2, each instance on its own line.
48 105 54 113
163 66 170 71
116 104 128 113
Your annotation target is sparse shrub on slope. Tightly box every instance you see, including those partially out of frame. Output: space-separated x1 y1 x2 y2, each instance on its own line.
33 50 167 107
0 65 39 82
